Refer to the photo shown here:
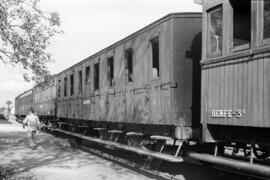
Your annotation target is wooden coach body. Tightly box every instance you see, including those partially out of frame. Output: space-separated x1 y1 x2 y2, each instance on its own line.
33 77 56 120
15 89 33 118
201 0 270 143
56 13 202 139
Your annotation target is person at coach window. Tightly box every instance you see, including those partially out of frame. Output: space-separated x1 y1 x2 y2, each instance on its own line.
23 108 41 149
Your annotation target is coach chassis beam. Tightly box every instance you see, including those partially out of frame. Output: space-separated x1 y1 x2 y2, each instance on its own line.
51 128 270 179
187 152 270 180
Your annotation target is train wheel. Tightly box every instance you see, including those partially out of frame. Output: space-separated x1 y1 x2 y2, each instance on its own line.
252 144 269 159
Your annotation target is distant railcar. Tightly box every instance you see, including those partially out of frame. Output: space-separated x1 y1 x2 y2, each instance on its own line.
15 89 33 120
32 76 57 123
55 13 202 139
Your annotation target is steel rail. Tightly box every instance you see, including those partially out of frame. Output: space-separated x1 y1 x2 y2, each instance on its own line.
186 152 270 180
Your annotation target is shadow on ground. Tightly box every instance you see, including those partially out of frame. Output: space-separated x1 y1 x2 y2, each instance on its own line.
0 127 153 180
0 133 103 171
0 119 11 124
0 121 262 180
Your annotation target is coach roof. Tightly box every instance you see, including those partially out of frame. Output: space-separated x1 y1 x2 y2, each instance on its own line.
56 12 202 76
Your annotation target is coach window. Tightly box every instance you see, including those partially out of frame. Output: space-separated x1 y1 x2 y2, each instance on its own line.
78 70 82 95
263 1 270 43
85 66 90 84
58 79 61 97
94 62 99 91
70 74 74 96
107 57 114 87
207 6 222 58
64 77 67 97
150 37 160 78
230 0 251 51
125 48 133 83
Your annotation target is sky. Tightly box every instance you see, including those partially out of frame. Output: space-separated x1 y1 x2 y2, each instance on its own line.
0 0 201 109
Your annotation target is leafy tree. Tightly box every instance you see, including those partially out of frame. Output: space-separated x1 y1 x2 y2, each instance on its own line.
6 100 12 110
0 0 62 82
6 100 12 116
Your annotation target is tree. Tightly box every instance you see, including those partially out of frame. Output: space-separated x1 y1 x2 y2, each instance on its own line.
0 0 62 82
6 100 12 116
6 100 12 109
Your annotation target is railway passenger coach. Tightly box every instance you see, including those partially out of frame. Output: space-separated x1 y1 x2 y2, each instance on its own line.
14 4 270 178
32 76 57 124
15 89 33 120
55 13 202 139
201 0 270 158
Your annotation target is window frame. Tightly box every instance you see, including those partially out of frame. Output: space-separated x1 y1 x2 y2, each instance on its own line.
70 73 74 96
85 65 90 85
229 0 252 53
206 5 223 58
204 0 261 60
94 62 99 91
261 0 270 46
125 48 133 83
78 70 82 95
107 56 114 87
64 76 67 97
57 79 61 98
150 36 160 79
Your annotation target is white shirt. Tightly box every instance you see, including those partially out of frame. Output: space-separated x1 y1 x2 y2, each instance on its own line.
23 113 40 131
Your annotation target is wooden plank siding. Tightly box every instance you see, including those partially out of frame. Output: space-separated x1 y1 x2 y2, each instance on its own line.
17 89 33 116
201 52 270 127
53 13 202 139
263 54 270 127
32 77 56 118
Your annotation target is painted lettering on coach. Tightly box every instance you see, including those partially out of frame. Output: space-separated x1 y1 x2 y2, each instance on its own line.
211 109 246 118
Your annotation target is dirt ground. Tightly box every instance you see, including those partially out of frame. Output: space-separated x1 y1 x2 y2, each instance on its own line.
0 117 261 180
0 118 154 180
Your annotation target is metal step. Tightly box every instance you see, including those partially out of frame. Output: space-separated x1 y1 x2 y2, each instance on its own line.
52 128 183 163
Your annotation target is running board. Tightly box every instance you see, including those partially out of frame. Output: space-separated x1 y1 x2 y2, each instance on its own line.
52 128 183 163
187 152 270 180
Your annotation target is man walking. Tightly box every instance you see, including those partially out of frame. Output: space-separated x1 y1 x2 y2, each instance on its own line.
23 108 41 149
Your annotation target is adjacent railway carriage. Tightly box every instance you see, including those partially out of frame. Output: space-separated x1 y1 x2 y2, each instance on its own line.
55 13 202 139
201 0 270 158
32 76 57 123
15 89 33 119
14 6 270 178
